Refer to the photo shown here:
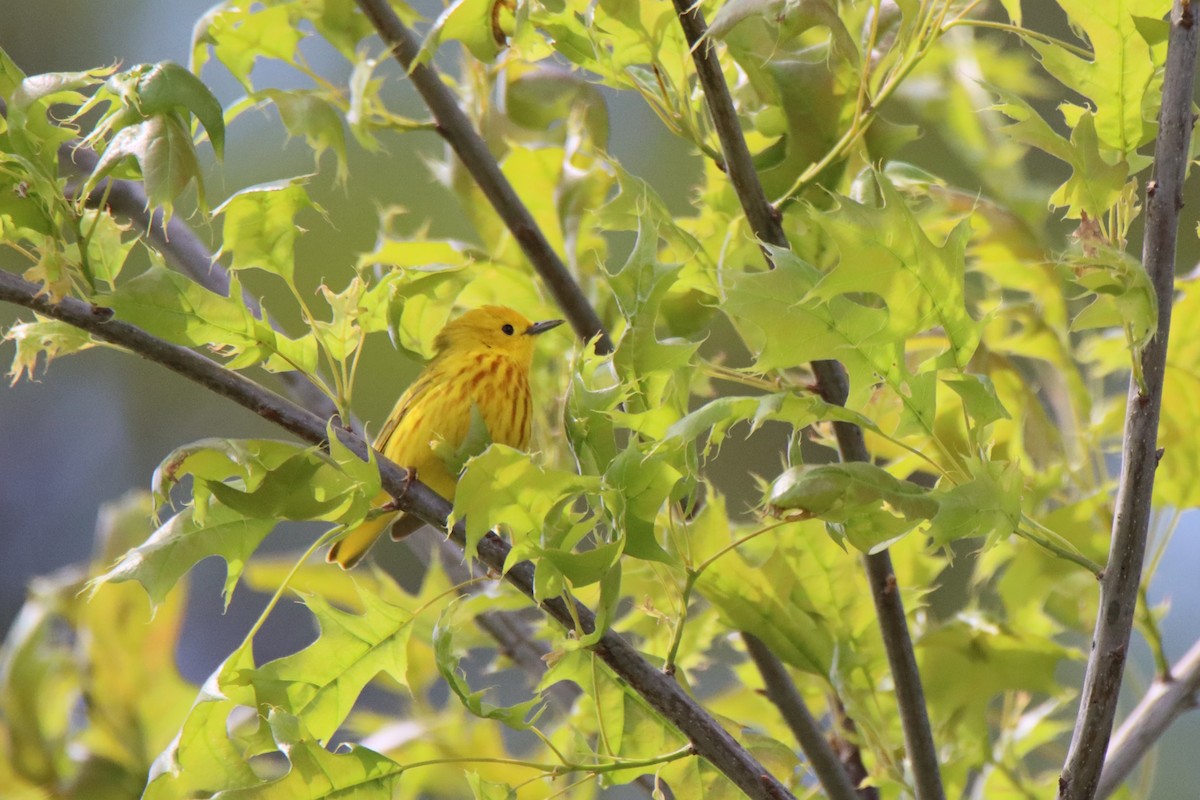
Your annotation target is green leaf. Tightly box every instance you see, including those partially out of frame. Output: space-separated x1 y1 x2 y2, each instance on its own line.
505 67 609 147
1159 279 1200 507
192 3 304 90
204 451 358 522
994 90 1129 219
151 437 304 514
607 218 700 379
603 445 681 564
238 590 416 741
143 649 261 799
0 586 80 787
105 265 319 374
421 0 510 64
661 391 871 458
1028 0 1171 157
1066 242 1157 350
91 503 277 610
452 445 601 558
541 540 624 587
260 89 349 183
433 603 542 729
79 209 137 289
4 317 96 384
432 404 494 476
467 772 517 800
813 176 982 369
698 544 836 676
722 246 890 410
540 649 687 784
943 373 1011 432
769 462 938 553
919 613 1076 736
101 61 226 157
926 459 1022 547
84 114 205 216
214 178 320 283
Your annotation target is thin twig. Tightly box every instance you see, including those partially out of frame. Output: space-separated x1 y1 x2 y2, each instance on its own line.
0 269 793 800
1097 637 1200 798
353 0 613 355
1058 3 1199 798
671 3 943 798
743 634 862 800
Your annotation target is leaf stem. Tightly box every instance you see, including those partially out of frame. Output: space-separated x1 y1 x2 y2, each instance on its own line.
1017 515 1104 577
943 18 1095 60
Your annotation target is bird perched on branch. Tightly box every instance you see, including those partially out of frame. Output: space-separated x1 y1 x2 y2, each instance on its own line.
328 305 564 568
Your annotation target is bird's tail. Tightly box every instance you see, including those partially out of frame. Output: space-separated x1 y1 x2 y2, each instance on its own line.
327 490 397 569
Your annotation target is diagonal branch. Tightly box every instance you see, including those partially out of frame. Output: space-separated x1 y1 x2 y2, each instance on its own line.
743 634 864 800
671 3 943 799
1058 5 1200 797
353 0 613 355
1097 637 1200 798
56 144 344 427
44 130 583 707
0 268 793 800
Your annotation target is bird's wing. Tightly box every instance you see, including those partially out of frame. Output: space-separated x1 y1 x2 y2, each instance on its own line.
372 368 438 452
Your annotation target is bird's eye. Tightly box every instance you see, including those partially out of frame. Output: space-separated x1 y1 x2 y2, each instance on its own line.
501 323 515 335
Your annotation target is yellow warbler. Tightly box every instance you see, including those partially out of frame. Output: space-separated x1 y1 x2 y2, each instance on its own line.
328 305 564 568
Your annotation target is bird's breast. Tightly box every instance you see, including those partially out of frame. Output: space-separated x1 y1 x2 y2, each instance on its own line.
459 351 533 449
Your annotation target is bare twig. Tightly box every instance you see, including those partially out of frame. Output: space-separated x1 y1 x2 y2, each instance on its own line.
743 634 862 800
1058 3 1199 798
353 0 613 355
0 269 793 800
1097 637 1200 798
828 694 878 800
671 3 943 799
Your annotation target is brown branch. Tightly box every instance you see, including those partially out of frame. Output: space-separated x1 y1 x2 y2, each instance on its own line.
40 127 594 711
743 634 863 800
670 3 943 798
56 144 344 427
1058 2 1199 798
353 0 613 355
0 269 792 800
1097 637 1200 797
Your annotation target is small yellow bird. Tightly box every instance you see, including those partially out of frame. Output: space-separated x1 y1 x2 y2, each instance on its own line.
328 305 564 568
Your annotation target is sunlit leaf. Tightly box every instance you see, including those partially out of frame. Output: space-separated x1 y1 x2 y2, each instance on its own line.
239 590 417 741
214 178 320 283
433 603 541 729
91 503 277 610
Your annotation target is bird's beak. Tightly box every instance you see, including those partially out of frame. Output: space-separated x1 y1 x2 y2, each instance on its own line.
525 319 565 336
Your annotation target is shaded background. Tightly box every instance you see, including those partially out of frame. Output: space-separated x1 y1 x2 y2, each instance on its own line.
0 1 1196 797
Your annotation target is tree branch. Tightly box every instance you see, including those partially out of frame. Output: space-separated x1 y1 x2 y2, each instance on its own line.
56 144 344 427
0 269 793 800
743 634 863 800
1058 3 1199 798
353 0 613 355
1097 637 1200 798
41 129 591 706
671 4 943 799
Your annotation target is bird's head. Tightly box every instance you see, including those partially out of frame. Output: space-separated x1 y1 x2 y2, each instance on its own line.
433 305 564 365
